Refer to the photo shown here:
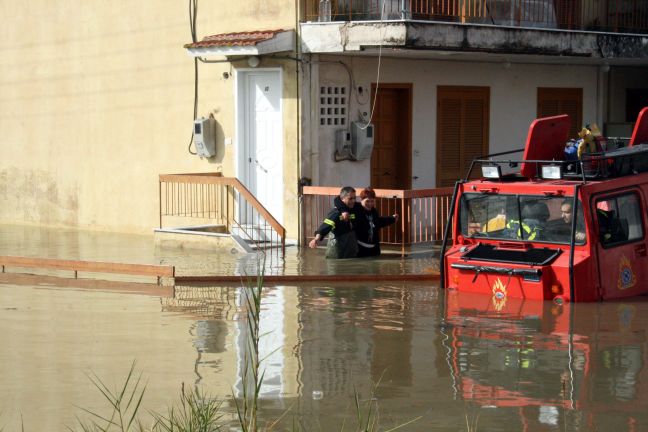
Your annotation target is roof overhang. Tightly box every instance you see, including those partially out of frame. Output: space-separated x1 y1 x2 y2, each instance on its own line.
184 29 295 58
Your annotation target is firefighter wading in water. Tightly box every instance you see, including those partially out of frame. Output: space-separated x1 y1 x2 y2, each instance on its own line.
309 186 359 258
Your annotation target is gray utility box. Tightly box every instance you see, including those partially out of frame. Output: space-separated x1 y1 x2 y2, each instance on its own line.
193 117 216 158
351 121 374 160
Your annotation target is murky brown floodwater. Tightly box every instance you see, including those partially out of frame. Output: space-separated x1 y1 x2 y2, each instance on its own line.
2 224 648 431
0 223 437 278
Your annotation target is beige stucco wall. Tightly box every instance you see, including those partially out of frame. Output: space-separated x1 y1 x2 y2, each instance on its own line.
308 56 602 188
0 0 300 239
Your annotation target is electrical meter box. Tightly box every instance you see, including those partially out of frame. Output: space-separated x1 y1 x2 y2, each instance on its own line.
335 129 351 154
193 117 216 158
351 121 374 160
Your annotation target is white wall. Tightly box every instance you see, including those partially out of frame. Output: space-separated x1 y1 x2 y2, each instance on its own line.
311 56 600 189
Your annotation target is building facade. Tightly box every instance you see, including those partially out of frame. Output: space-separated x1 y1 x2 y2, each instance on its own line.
2 1 647 243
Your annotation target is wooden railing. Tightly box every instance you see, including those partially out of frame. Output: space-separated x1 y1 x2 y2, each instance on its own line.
0 256 174 285
159 173 286 255
304 0 648 34
302 186 454 252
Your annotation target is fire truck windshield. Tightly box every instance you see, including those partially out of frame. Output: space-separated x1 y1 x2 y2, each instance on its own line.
459 193 586 244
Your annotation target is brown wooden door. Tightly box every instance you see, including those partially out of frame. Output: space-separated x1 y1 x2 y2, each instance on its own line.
370 84 412 190
537 87 583 139
436 86 490 188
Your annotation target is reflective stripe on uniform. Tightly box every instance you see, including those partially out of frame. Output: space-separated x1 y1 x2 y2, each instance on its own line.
506 220 538 240
357 240 375 248
324 218 335 227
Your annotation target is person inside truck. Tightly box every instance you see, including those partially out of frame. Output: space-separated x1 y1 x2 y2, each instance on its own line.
596 200 629 245
549 200 586 242
482 199 508 233
505 201 549 240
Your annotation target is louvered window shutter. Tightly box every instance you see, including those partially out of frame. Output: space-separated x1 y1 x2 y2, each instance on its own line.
437 87 490 187
538 88 583 139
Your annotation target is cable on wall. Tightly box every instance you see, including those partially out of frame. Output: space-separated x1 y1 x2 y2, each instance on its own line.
359 0 386 130
187 0 199 155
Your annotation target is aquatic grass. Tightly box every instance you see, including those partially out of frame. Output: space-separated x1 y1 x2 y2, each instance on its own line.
463 403 481 432
150 384 224 432
71 361 146 432
341 376 421 432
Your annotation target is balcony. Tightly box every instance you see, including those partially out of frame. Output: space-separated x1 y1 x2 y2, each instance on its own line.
304 0 648 34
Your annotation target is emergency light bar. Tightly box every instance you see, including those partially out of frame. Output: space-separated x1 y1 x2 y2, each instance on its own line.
541 165 563 180
481 165 502 179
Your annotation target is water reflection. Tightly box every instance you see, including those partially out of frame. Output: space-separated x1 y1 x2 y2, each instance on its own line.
443 290 648 431
3 276 648 431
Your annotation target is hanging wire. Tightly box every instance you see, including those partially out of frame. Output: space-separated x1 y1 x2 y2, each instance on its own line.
360 0 386 130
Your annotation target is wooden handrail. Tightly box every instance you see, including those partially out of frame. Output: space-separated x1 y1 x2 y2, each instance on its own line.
228 178 286 239
0 256 175 278
159 173 286 250
302 186 454 199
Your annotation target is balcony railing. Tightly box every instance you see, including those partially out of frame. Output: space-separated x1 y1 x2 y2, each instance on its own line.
305 0 648 34
302 186 454 252
159 173 286 256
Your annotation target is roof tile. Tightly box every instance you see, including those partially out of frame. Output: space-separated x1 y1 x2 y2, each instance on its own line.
184 29 286 49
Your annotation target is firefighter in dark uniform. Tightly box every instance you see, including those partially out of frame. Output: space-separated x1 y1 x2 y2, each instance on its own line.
505 201 549 241
308 186 359 258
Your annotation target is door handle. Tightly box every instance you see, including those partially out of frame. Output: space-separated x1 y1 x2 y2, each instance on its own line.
383 171 390 175
635 244 647 257
254 159 268 173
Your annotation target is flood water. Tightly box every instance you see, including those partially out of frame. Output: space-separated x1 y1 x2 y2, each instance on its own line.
2 225 648 431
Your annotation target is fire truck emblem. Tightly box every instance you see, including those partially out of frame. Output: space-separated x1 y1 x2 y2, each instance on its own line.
617 255 636 290
491 278 508 311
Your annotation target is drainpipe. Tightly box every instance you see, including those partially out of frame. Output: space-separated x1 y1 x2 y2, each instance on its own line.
310 55 320 185
400 0 411 19
296 0 302 245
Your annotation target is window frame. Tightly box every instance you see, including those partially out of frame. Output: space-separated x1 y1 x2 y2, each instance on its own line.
593 191 645 249
459 193 587 245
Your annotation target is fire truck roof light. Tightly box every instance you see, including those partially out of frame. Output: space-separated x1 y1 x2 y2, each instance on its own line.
482 165 502 179
541 165 563 180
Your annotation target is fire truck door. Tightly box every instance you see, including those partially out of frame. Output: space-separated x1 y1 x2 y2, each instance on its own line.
594 191 648 300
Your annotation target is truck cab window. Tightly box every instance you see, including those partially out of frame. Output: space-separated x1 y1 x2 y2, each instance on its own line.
596 194 643 246
459 193 586 244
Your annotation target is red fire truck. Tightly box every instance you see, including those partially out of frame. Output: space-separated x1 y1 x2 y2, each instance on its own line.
441 108 648 303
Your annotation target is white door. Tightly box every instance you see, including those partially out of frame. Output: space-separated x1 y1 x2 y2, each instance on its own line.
239 70 283 224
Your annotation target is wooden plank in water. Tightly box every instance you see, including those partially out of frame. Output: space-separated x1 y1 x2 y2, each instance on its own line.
0 273 174 297
0 256 175 278
175 273 439 284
